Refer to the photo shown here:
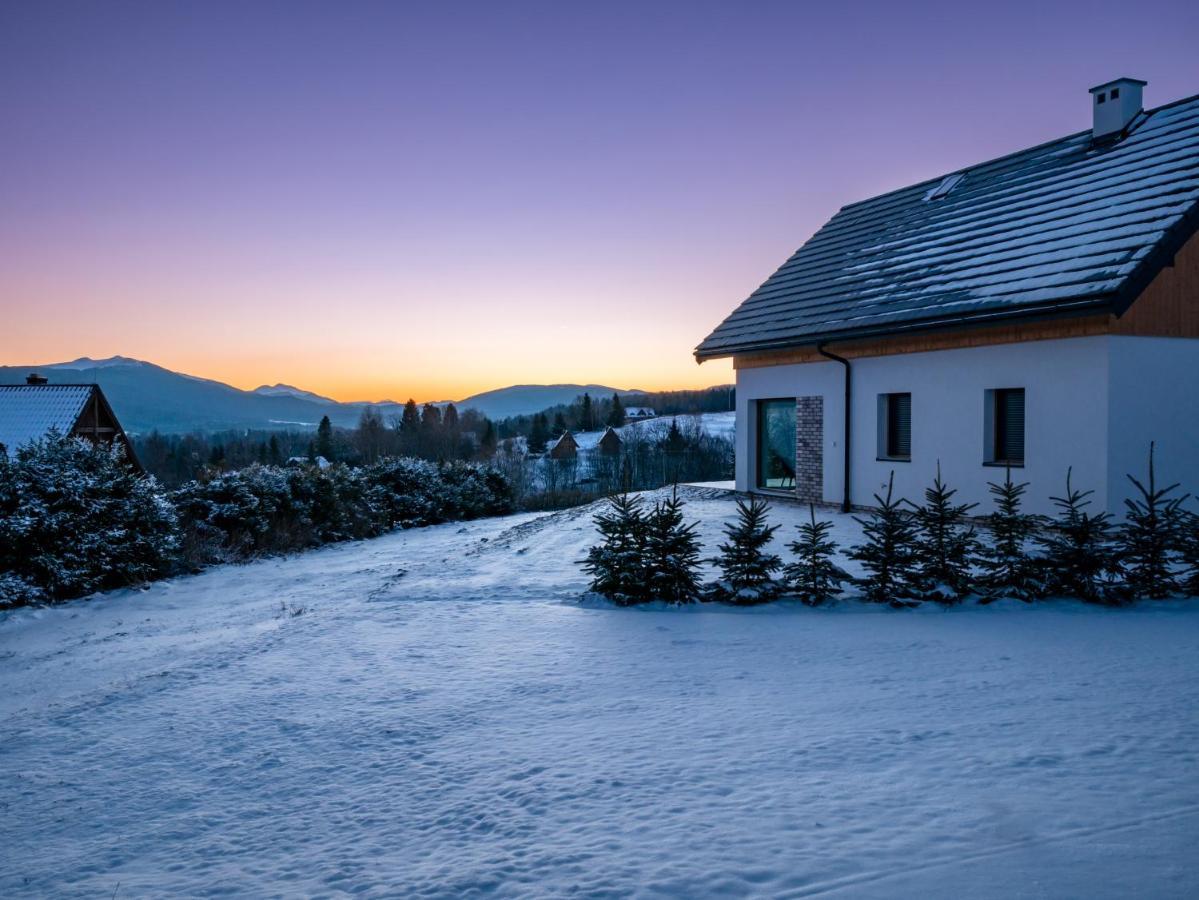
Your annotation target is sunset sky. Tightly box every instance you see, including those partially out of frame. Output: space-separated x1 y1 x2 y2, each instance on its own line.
2 0 1196 402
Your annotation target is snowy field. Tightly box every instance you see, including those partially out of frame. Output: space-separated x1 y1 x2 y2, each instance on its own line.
2 486 1198 898
572 410 736 450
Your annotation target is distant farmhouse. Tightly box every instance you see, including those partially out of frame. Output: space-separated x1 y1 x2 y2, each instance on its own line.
597 426 623 456
547 431 579 460
624 406 656 421
696 79 1199 515
0 373 140 468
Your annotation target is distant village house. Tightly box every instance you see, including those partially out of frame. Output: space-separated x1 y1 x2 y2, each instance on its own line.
597 426 623 456
624 407 656 421
0 373 140 469
547 431 579 460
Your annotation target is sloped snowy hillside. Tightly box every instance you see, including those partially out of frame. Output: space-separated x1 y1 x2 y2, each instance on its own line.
2 487 1198 898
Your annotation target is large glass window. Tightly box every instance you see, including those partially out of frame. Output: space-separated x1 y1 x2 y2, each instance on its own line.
756 399 796 489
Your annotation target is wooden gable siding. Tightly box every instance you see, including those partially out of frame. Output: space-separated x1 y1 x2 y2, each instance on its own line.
1111 228 1199 338
733 231 1199 370
71 387 142 470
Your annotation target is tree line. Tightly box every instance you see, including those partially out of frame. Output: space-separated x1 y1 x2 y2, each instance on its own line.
0 432 514 608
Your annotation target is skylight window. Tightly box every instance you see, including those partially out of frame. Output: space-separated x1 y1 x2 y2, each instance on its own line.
924 172 965 201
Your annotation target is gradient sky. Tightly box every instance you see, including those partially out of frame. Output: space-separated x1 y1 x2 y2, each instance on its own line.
2 1 1196 401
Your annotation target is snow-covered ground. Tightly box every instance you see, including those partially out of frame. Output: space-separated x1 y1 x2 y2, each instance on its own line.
573 410 736 450
2 487 1198 898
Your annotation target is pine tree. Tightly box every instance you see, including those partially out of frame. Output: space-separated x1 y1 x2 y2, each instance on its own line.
978 468 1043 603
583 493 648 605
1118 442 1186 601
552 411 569 434
315 415 335 461
268 435 283 465
399 399 421 455
608 393 626 428
784 504 849 606
708 497 784 604
911 463 980 604
849 471 920 606
1038 468 1115 603
580 393 594 432
527 414 550 455
1179 510 1199 598
643 489 702 604
479 419 498 457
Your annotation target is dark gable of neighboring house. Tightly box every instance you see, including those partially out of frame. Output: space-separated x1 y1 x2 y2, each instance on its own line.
547 431 579 460
597 427 623 456
0 378 141 470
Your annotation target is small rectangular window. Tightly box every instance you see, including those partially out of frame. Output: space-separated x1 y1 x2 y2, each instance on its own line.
1097 92 1107 104
992 388 1025 465
878 392 911 461
1110 87 1120 100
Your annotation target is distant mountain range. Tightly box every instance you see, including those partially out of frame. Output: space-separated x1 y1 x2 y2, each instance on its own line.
0 356 638 434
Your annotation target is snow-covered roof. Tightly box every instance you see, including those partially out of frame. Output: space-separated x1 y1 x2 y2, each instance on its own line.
696 91 1199 357
0 385 94 452
625 407 656 417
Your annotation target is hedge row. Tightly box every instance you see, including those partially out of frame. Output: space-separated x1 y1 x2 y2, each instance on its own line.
0 433 514 607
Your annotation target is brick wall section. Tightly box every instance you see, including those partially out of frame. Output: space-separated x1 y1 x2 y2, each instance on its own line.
794 396 823 502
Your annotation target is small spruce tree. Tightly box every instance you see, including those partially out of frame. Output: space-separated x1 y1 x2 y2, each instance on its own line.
527 414 550 456
708 497 785 604
1178 510 1199 598
1118 442 1186 601
912 463 980 604
978 468 1043 603
583 493 648 605
784 505 849 606
849 471 920 606
608 393 626 428
1038 468 1116 603
315 415 335 461
643 489 702 604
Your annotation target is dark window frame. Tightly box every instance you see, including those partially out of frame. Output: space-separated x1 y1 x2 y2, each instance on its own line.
990 387 1025 467
878 392 912 462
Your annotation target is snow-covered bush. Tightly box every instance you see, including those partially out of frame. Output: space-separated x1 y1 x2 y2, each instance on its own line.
0 432 178 605
1116 443 1185 601
849 472 920 607
437 461 516 521
784 505 848 606
643 490 702 604
911 465 980 605
707 497 785 604
365 457 448 527
583 493 649 605
1038 468 1118 604
172 465 309 563
173 458 515 564
978 469 1044 603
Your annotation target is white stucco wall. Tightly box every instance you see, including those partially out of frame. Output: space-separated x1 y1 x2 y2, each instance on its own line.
735 335 1126 516
1106 336 1199 513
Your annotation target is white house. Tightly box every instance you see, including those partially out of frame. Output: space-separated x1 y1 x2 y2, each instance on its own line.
695 79 1199 515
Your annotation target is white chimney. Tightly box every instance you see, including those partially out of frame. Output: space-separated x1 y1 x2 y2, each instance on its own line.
1089 77 1146 141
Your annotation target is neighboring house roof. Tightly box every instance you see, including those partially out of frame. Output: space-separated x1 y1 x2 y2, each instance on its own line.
696 92 1199 359
0 385 95 451
625 407 656 417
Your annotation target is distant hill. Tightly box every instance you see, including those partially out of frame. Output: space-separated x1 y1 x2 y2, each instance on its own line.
0 356 635 433
454 383 636 420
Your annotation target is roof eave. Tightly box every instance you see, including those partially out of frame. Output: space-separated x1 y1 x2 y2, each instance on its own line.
693 296 1118 362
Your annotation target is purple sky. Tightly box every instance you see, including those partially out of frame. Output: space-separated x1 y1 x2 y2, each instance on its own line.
2 0 1196 400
